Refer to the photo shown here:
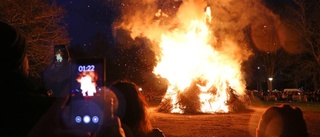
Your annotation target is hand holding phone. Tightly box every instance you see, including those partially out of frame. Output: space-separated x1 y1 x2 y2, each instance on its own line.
63 57 119 133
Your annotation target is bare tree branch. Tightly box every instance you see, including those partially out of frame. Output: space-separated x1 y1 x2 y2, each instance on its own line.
0 0 69 78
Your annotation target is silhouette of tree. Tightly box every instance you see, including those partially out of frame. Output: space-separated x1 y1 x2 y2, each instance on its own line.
247 0 320 91
249 18 292 91
287 0 320 90
266 0 320 90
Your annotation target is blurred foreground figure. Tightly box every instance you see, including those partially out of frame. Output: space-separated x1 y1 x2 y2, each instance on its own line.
256 104 308 137
110 80 166 137
0 21 126 137
0 20 55 136
0 21 42 94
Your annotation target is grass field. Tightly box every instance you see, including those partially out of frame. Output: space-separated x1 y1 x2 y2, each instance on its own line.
251 100 320 112
148 100 320 137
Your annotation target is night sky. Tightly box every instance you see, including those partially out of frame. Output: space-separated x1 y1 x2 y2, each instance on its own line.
56 0 288 47
56 0 119 46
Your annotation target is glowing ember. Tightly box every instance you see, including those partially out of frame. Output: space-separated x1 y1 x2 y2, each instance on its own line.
77 71 98 96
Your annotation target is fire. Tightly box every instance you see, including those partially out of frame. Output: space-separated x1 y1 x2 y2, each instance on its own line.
77 71 99 96
153 6 246 114
55 50 63 62
114 0 253 114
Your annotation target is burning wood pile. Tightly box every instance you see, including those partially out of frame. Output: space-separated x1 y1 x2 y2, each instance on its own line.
156 80 249 114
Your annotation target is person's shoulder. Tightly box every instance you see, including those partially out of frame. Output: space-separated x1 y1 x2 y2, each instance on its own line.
148 128 166 137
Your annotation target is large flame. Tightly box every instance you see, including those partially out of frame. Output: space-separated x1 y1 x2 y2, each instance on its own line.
77 71 99 97
153 6 245 113
112 0 264 114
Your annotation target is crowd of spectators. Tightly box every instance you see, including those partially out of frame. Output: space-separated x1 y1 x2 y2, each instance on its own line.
248 89 320 103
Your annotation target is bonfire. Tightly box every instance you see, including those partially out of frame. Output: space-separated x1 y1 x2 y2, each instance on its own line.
114 0 257 114
153 6 249 114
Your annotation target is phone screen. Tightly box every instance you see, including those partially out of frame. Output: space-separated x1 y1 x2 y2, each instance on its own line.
54 45 68 63
70 58 106 96
68 57 107 132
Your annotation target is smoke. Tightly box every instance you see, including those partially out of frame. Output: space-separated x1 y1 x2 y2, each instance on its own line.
250 12 282 53
111 0 303 55
111 0 250 55
277 19 306 54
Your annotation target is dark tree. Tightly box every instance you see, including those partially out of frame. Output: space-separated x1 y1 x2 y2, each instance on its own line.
267 0 320 90
288 0 320 90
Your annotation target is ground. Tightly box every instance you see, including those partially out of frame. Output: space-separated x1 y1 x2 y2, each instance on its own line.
148 102 320 137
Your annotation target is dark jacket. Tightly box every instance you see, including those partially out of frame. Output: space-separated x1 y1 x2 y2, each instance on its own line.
0 72 55 137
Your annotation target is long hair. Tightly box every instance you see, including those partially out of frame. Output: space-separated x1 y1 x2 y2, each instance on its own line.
110 80 153 137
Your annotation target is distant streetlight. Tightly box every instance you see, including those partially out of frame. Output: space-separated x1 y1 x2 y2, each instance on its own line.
257 67 260 91
268 77 273 92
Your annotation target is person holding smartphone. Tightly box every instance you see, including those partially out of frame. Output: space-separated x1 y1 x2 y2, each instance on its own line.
0 20 50 137
110 80 166 137
0 21 76 137
42 44 71 97
33 60 128 137
28 88 127 137
0 21 127 137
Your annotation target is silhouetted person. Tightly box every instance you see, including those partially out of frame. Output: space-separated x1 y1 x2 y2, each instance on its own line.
0 20 55 137
0 21 126 137
42 44 71 97
110 80 165 137
256 104 308 137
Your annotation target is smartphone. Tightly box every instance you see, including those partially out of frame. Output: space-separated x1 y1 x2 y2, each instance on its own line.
54 45 68 64
67 57 108 132
70 57 106 97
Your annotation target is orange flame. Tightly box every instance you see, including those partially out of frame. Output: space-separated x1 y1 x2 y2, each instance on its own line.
153 6 246 113
55 50 63 62
76 71 98 97
114 0 253 113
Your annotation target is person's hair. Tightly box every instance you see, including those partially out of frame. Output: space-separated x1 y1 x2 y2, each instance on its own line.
110 80 153 137
256 104 308 137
